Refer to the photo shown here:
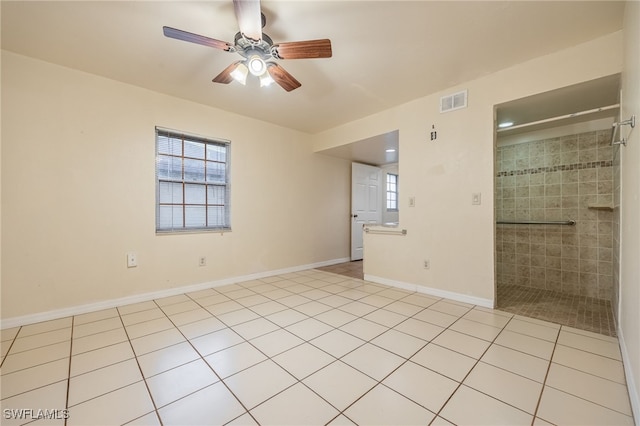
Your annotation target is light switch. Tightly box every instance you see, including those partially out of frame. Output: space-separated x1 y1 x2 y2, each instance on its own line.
472 193 481 205
409 196 416 207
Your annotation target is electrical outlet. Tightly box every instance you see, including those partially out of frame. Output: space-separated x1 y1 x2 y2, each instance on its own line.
409 196 416 207
127 252 137 268
199 257 206 267
423 259 430 269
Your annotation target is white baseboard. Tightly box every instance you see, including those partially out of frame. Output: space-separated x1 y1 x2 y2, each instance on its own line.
0 257 351 330
364 274 494 309
617 327 640 425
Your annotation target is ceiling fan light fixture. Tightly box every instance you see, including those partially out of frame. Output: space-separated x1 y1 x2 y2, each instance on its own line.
230 63 248 85
248 55 267 76
259 73 275 87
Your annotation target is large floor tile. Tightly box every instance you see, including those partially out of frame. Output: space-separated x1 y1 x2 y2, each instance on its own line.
67 359 142 406
393 317 444 341
440 385 532 425
158 381 246 425
339 318 389 343
344 384 436 425
72 308 119 326
303 360 377 411
130 328 186 356
309 329 365 359
250 329 304 357
70 341 134 376
9 328 71 354
370 329 426 358
413 309 458 328
1 358 69 399
0 381 68 426
190 328 244 356
136 342 200 378
146 359 219 407
504 318 560 342
462 309 512 328
537 386 634 425
449 318 502 341
67 381 155 426
177 316 227 339
545 363 632 415
341 343 405 381
557 329 622 360
480 343 550 383
494 330 555 360
251 383 339 426
231 317 281 340
272 342 335 380
18 317 72 338
224 360 296 409
204 341 267 378
285 317 333 340
410 343 476 382
314 309 358 328
71 327 128 355
552 344 626 383
382 361 458 413
431 329 490 359
463 362 542 414
1 340 70 374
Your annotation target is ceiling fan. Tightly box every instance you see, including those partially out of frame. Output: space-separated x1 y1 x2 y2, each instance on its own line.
163 0 332 92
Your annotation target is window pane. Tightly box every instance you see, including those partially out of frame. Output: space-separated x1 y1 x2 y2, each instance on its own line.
206 144 226 162
157 155 183 180
184 140 205 159
184 183 206 204
207 206 225 227
157 135 182 156
206 162 226 183
207 185 225 205
159 181 183 204
158 205 183 229
185 206 206 228
184 159 205 182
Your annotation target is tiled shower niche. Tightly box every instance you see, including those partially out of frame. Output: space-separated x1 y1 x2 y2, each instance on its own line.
495 129 614 301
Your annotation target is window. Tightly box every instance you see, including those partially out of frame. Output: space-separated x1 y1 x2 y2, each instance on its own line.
156 128 230 232
386 173 398 211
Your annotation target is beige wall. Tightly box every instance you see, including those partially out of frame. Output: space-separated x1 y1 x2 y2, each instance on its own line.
619 0 640 419
1 51 351 320
314 32 624 305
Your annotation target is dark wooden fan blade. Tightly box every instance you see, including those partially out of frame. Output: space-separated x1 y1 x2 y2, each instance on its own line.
267 63 301 92
163 26 234 51
213 61 243 84
233 0 262 42
272 39 332 59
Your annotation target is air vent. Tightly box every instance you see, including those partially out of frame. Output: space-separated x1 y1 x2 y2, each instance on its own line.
440 90 468 113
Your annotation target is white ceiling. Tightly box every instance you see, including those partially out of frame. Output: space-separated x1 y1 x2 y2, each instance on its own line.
1 1 625 136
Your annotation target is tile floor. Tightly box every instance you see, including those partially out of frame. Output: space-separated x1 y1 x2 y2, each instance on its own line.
497 284 617 337
0 269 634 425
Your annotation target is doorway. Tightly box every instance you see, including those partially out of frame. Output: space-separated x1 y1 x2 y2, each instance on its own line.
494 75 621 336
317 129 400 262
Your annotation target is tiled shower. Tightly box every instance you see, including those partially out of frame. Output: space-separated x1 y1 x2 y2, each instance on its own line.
495 129 618 334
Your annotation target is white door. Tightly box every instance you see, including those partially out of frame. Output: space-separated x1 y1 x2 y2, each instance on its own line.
351 162 382 260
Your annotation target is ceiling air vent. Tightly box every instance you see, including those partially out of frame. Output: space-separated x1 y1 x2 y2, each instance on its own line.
440 90 468 113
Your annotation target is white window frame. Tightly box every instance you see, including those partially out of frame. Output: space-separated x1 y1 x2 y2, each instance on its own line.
386 173 398 211
155 127 231 233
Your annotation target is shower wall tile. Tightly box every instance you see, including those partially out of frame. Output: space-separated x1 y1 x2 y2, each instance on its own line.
496 130 614 301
